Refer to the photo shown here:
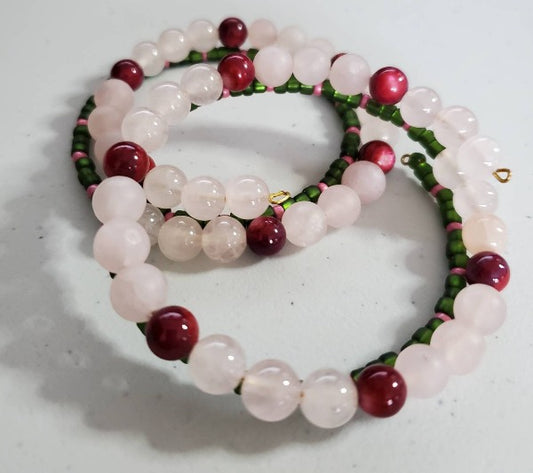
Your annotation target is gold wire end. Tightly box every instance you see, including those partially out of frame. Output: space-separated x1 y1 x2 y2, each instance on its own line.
400 154 412 165
492 168 512 183
269 190 291 205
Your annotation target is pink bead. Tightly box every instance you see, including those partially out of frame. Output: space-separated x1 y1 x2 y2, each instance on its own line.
369 67 408 105
87 105 123 140
281 201 327 247
91 176 146 223
94 79 134 114
317 185 361 228
341 161 386 204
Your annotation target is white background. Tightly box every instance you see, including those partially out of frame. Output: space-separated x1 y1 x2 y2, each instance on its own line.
1 0 532 472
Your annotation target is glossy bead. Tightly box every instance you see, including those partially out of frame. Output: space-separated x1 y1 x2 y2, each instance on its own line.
430 320 485 375
463 214 507 254
241 359 301 422
433 148 464 190
121 108 169 153
431 106 479 150
400 87 442 127
188 334 246 395
147 82 191 125
145 306 199 361
94 131 123 165
158 215 203 262
143 164 187 208
186 19 218 52
180 63 223 106
110 59 144 90
292 47 330 85
103 141 149 182
454 284 507 334
453 180 498 219
202 216 247 263
225 175 269 219
395 344 450 398
91 176 146 223
131 41 165 77
93 219 150 273
358 140 396 174
317 185 361 228
277 25 307 53
300 369 358 429
110 263 167 322
88 105 123 140
359 112 400 145
281 201 327 247
94 79 134 114
137 203 165 246
181 176 225 220
217 53 255 92
341 161 386 204
356 365 407 417
465 251 510 291
456 136 501 181
157 28 190 62
248 19 277 48
329 53 371 95
308 38 335 58
246 216 286 256
218 17 247 48
253 45 293 87
369 67 408 105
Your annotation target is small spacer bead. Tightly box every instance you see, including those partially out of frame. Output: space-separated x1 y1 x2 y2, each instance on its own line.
222 88 230 98
430 184 445 197
446 222 463 232
201 52 208 61
317 182 328 192
76 118 88 126
360 94 370 109
450 267 467 276
71 151 88 162
313 83 323 96
402 123 411 131
266 86 275 92
272 204 285 219
164 211 175 221
345 126 360 135
86 184 98 198
341 155 355 165
435 312 452 322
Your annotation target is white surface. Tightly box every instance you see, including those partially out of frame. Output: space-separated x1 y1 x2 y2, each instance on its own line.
1 0 532 472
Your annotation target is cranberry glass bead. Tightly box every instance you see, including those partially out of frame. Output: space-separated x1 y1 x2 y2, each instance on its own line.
110 59 144 90
356 364 407 417
358 140 396 173
465 251 510 291
146 306 199 360
103 141 149 182
246 216 287 256
218 53 255 92
218 17 247 48
369 67 408 105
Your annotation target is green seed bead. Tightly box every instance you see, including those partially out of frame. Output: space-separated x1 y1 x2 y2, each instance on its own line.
346 94 362 108
262 206 275 217
190 103 199 111
407 126 426 141
333 90 349 103
448 254 469 269
78 168 101 188
281 198 296 210
378 352 398 367
434 296 455 316
441 209 462 226
137 322 147 335
233 380 243 395
71 141 89 153
436 188 454 204
365 99 382 117
418 129 437 147
325 167 343 181
321 80 335 99
303 185 321 202
75 158 95 172
440 200 456 212
390 109 405 127
425 317 444 331
445 287 462 298
421 173 438 191
300 83 314 95
445 274 467 289
341 132 360 156
335 102 352 115
287 75 300 93
447 229 463 242
342 109 361 129
331 158 349 171
246 49 258 60
274 83 288 93
73 125 90 138
413 162 433 180
187 51 203 63
294 192 310 202
407 153 426 169
446 240 467 258
426 140 446 159
230 89 244 97
253 80 267 93
350 367 364 381
320 176 338 187
80 103 96 120
400 339 418 351
412 327 433 344
379 105 397 121
242 85 254 96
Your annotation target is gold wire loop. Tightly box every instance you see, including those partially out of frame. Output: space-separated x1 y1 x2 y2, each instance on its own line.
400 154 412 165
492 168 512 184
269 190 292 205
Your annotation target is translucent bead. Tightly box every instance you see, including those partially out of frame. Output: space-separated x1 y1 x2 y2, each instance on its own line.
341 161 386 204
456 136 501 181
202 216 247 263
131 41 165 77
88 105 123 140
121 108 169 153
454 284 507 334
180 64 223 106
277 25 307 53
181 176 225 220
430 320 485 375
253 45 293 87
317 185 361 228
241 359 301 422
463 214 507 254
431 106 478 150
281 201 327 247
137 203 164 246
110 263 167 322
94 79 134 114
300 368 358 429
188 334 246 395
248 19 277 48
292 47 330 85
158 215 203 262
359 112 400 145
143 164 187 208
329 53 371 95
157 28 190 62
147 82 191 126
94 131 123 165
453 180 498 219
399 87 442 127
225 175 269 219
433 148 464 190
186 19 218 52
394 344 450 398
92 176 146 223
308 38 335 58
93 219 150 273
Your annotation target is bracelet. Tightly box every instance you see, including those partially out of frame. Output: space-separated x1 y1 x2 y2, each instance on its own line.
71 17 511 429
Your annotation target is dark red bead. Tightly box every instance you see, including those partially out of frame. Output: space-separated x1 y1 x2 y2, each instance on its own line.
147 156 156 171
466 251 510 291
103 141 150 182
331 52 346 65
369 66 408 105
356 364 407 417
146 306 199 360
358 140 396 173
247 216 287 256
218 17 247 48
110 59 144 90
218 53 255 91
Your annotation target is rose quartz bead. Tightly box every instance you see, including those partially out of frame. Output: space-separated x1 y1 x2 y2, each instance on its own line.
456 136 501 181
359 112 400 145
91 176 146 223
430 320 486 375
300 368 358 429
453 180 498 219
121 108 169 153
293 47 330 85
253 45 293 87
186 19 218 52
202 216 247 263
317 185 361 228
143 164 187 209
132 41 165 77
180 63 223 106
341 161 386 204
433 148 464 190
94 131 123 165
329 53 371 95
181 176 225 220
431 106 479 151
158 215 203 262
93 219 151 273
147 82 191 126
395 344 450 398
241 359 301 422
308 38 335 58
137 203 164 246
88 105 123 140
110 263 167 322
188 334 246 395
277 25 307 53
94 79 134 114
157 28 190 62
281 201 328 247
225 175 270 220
399 87 442 127
248 19 277 48
462 214 507 254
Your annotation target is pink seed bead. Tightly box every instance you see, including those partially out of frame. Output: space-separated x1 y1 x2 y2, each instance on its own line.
345 126 360 134
360 94 370 109
77 119 88 126
341 155 355 164
435 312 452 322
86 184 98 198
164 212 175 221
450 267 467 276
313 83 323 96
71 151 88 161
446 222 463 232
273 205 284 219
430 184 445 197
317 182 328 192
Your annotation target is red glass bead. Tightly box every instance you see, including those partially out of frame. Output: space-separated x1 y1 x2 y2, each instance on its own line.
148 156 156 171
110 59 144 90
246 216 287 256
103 141 150 182
358 140 396 173
218 17 248 48
330 52 346 65
466 251 510 291
145 306 199 361
369 66 408 105
218 53 255 92
356 364 407 417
